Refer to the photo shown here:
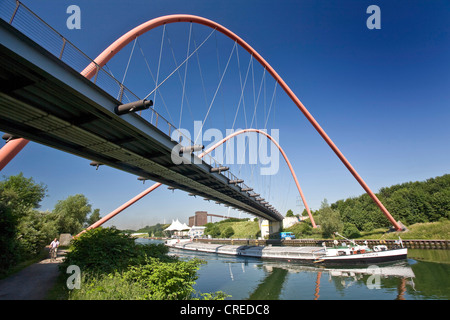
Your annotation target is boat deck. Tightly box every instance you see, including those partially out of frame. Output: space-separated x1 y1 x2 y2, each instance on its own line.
167 240 324 261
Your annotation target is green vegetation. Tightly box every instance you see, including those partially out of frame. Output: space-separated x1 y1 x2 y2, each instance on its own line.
0 173 101 276
135 223 170 237
330 174 450 230
62 227 229 300
284 174 450 239
204 218 260 238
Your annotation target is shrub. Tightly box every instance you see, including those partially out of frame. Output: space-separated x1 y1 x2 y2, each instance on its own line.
70 257 204 300
63 227 229 300
62 227 169 275
343 223 361 239
221 226 234 238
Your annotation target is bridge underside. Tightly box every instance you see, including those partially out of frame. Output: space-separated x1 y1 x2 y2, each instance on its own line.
0 20 283 222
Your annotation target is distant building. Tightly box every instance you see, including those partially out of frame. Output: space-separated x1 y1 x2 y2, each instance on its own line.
188 211 208 226
188 211 238 227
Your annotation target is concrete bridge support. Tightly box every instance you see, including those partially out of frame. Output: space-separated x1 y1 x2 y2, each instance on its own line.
259 219 282 239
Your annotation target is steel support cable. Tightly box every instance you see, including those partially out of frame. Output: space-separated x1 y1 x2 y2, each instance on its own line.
178 23 193 129
153 24 166 117
116 37 137 101
164 26 194 124
191 27 210 120
200 129 315 226
231 49 252 130
120 37 137 87
240 67 266 182
215 31 226 130
78 128 311 235
1 14 400 230
142 27 216 101
226 49 252 162
136 38 174 124
194 41 237 145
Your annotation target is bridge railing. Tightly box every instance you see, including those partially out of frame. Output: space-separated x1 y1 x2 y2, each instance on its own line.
0 0 263 207
0 0 140 104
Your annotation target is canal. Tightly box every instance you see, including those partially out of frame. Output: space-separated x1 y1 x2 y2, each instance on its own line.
138 239 450 300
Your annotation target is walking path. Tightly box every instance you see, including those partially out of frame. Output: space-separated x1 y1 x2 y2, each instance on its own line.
0 250 65 300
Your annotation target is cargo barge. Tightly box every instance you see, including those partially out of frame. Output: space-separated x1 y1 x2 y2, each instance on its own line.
165 234 407 265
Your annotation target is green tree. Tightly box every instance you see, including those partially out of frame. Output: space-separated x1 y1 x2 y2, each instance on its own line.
86 208 101 227
286 209 294 217
204 223 221 238
0 173 51 270
342 222 361 239
316 199 343 238
221 226 235 238
0 202 17 272
0 172 47 217
53 194 92 234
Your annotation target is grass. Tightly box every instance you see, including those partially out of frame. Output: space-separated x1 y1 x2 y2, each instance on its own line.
216 220 260 238
360 220 450 240
209 219 450 240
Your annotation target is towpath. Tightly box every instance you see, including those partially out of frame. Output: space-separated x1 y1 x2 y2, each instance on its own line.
0 250 65 300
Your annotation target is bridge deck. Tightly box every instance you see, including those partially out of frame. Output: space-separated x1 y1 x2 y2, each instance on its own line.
0 18 282 221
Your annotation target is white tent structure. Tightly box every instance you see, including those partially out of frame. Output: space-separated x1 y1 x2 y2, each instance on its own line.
164 219 190 237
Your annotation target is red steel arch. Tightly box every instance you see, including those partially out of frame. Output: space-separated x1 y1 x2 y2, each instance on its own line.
200 128 316 228
79 128 315 236
0 14 401 230
81 14 401 230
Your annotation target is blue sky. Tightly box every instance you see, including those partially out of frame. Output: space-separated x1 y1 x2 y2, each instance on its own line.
1 0 449 230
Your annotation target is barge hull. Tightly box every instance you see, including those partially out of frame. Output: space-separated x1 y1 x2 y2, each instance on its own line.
166 241 407 265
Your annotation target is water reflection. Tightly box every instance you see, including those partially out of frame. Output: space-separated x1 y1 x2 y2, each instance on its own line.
248 261 416 300
139 240 449 300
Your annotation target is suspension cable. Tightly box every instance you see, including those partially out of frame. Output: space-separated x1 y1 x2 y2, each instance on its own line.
153 24 166 115
143 27 216 101
194 41 237 144
136 38 174 124
179 23 193 129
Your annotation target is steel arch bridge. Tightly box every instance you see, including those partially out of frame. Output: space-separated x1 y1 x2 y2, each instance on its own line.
0 1 403 232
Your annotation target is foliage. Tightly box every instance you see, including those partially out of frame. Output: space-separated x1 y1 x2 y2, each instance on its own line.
361 220 450 240
285 221 312 238
342 223 361 239
53 194 92 235
136 223 170 237
17 210 58 256
221 226 235 238
315 174 450 236
0 172 47 214
315 199 343 238
70 257 203 300
86 208 101 227
286 209 294 217
65 227 229 300
62 227 169 275
0 173 54 272
204 220 260 238
0 202 17 272
216 217 249 224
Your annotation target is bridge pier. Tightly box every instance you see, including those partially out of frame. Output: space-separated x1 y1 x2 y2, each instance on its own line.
259 219 282 239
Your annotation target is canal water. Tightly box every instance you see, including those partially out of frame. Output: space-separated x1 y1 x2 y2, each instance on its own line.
137 239 450 300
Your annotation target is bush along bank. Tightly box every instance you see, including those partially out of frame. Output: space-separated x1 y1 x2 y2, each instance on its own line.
61 227 229 300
